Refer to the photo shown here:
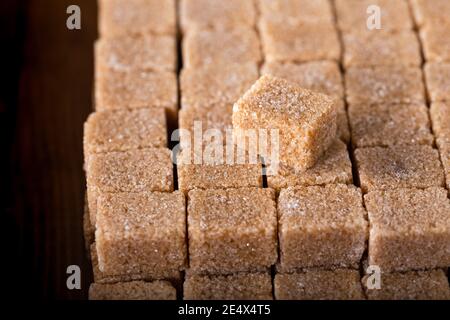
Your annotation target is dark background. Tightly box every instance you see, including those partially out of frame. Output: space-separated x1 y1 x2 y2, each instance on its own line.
2 0 97 299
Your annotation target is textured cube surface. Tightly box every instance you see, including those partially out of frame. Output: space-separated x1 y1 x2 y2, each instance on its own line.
180 0 256 31
95 192 186 278
420 22 450 63
178 103 233 147
268 140 352 191
342 30 421 67
365 187 450 272
183 28 261 68
275 270 365 300
98 0 176 37
424 63 450 102
430 102 450 142
95 69 178 121
233 75 337 172
363 269 450 300
348 103 433 148
184 272 273 300
335 0 413 31
355 145 444 193
87 148 173 193
91 244 181 284
410 0 450 27
89 281 177 300
437 141 450 190
95 35 176 73
259 20 341 63
86 148 173 224
181 63 259 110
84 109 167 156
177 146 262 194
188 188 277 275
259 0 334 24
278 185 367 270
261 61 344 99
345 67 425 105
261 62 348 141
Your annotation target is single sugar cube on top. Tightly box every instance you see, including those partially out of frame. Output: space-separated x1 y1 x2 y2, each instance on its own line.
232 75 337 172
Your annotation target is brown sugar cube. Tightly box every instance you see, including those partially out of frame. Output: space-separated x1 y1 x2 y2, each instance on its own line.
410 0 450 27
233 75 337 172
348 103 433 148
354 145 444 193
261 62 349 142
342 30 422 68
95 35 176 73
177 145 263 194
278 185 368 270
424 63 450 102
180 0 257 31
365 187 450 272
89 281 176 300
261 61 344 99
335 0 413 32
180 63 259 110
259 0 334 25
187 188 278 275
363 269 450 300
419 22 450 63
345 66 425 105
437 140 450 190
95 192 186 279
259 20 341 63
95 69 178 123
183 272 273 300
182 28 262 69
275 269 365 300
98 0 176 37
86 148 173 225
90 244 182 285
430 102 450 142
178 103 233 147
268 140 352 192
84 109 167 157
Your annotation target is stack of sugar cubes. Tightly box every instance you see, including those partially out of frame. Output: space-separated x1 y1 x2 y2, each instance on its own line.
83 0 450 300
84 0 182 300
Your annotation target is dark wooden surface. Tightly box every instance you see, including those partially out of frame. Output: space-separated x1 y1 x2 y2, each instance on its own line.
5 0 97 299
